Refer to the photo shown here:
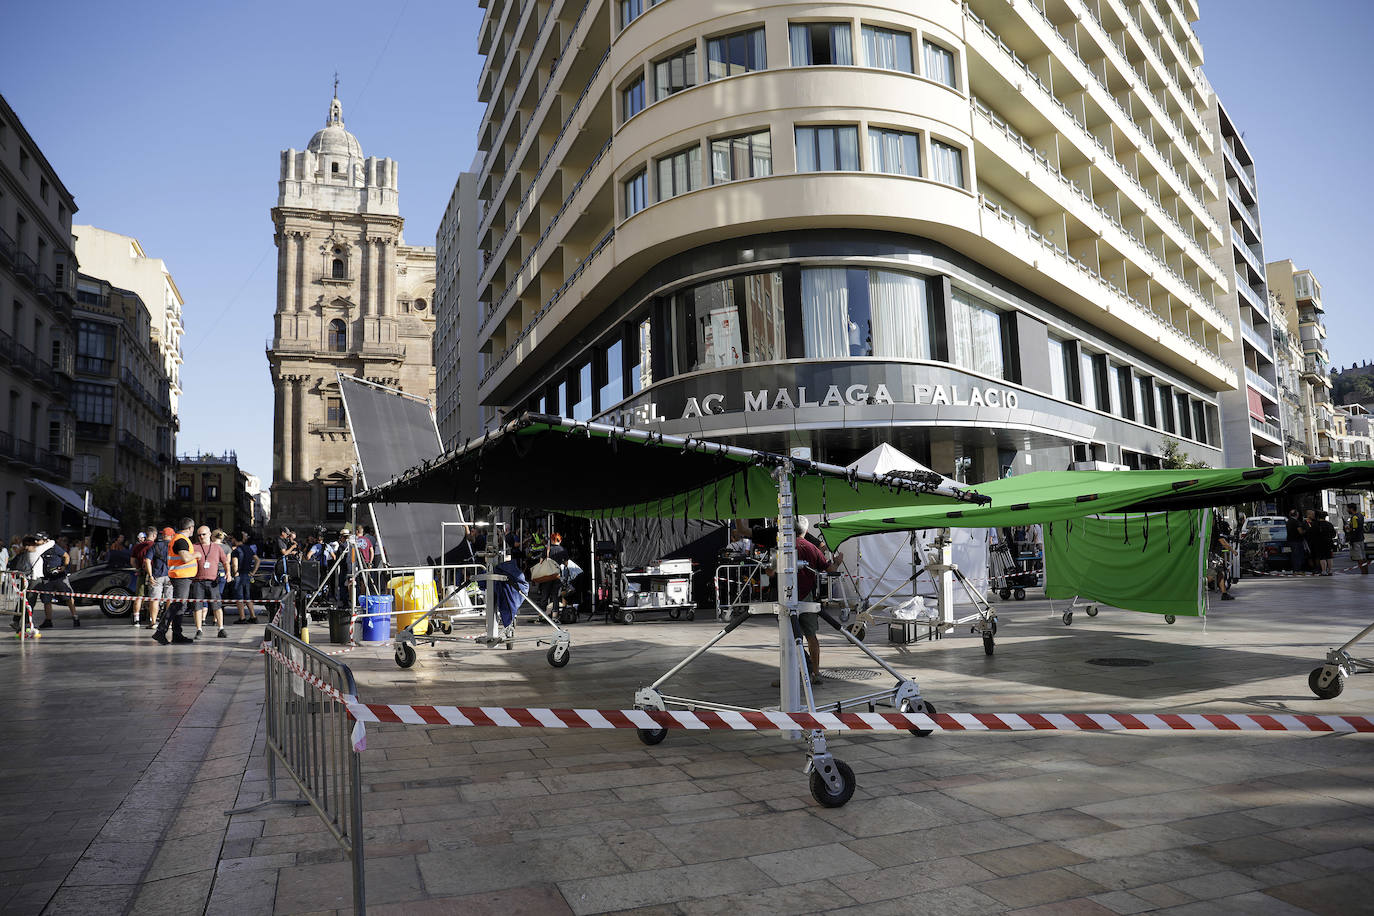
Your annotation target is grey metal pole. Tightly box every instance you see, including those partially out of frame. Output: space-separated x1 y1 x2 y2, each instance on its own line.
776 463 803 714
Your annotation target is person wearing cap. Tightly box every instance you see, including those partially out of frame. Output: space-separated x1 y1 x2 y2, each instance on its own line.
129 529 154 627
32 532 80 628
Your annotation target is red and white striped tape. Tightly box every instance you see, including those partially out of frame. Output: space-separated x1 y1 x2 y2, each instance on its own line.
344 705 1374 734
22 587 285 604
261 642 367 750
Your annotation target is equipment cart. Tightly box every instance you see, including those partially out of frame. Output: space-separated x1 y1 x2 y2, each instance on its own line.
615 558 695 623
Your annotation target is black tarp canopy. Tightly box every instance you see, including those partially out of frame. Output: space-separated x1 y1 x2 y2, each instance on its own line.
354 415 990 518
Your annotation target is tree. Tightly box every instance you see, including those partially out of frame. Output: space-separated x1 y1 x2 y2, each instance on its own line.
1161 437 1210 470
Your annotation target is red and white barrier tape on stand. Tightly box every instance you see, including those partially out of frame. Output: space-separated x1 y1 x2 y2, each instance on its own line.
22 587 287 604
260 641 367 751
344 705 1374 735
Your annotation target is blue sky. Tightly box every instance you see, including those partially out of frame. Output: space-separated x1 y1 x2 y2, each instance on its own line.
1 1 1369 485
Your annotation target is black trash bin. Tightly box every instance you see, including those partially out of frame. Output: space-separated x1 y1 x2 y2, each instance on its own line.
328 602 351 645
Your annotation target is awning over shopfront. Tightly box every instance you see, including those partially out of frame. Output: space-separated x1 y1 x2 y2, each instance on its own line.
26 479 119 529
354 414 991 518
818 461 1374 548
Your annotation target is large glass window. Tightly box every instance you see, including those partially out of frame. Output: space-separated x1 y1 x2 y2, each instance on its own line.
75 320 114 376
620 0 660 29
801 268 858 359
326 396 346 426
795 125 860 172
1116 365 1135 419
653 45 696 101
1156 385 1174 433
1138 377 1156 427
328 319 347 352
742 272 786 362
1080 352 1105 410
622 76 645 121
949 288 1004 378
600 340 624 409
789 22 852 66
923 40 957 88
326 486 346 517
707 28 766 79
930 139 965 188
672 271 785 372
74 381 114 425
862 25 913 72
868 127 920 177
555 380 568 418
632 317 651 394
624 169 648 217
573 362 593 420
656 145 702 201
1192 401 1207 443
710 131 772 183
1048 338 1068 400
868 270 928 358
1176 392 1192 438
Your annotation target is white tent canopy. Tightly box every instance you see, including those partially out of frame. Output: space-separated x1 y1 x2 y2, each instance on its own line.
833 445 989 612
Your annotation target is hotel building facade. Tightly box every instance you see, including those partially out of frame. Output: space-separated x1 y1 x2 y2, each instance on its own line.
456 0 1236 479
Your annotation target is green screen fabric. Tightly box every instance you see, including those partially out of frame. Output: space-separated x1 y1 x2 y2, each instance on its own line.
1043 511 1208 617
820 462 1374 549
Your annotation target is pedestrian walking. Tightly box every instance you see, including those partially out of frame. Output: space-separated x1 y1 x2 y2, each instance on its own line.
230 533 260 623
33 533 79 628
1310 510 1337 576
1286 509 1309 576
191 525 230 638
129 529 154 627
1346 503 1368 575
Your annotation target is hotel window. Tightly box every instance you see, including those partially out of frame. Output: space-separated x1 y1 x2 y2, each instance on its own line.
656 145 702 201
622 75 646 121
710 130 772 183
1138 377 1157 427
930 139 965 188
632 317 651 394
1115 365 1135 420
923 40 957 88
867 270 929 359
861 25 913 72
624 169 648 217
949 288 1004 378
1047 338 1069 400
1081 352 1106 410
1156 385 1174 433
868 127 920 177
1176 392 1192 438
671 271 785 372
555 380 568 418
573 361 593 420
795 125 860 172
799 267 929 361
1192 401 1207 443
707 27 766 80
619 0 658 29
653 45 697 101
600 339 624 409
789 22 852 66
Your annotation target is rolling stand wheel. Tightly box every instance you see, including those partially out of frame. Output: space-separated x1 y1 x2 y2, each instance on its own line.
546 643 570 667
1014 588 1026 600
900 698 937 736
668 607 681 620
809 759 856 808
1308 665 1345 699
999 588 1011 600
439 620 453 634
621 610 635 625
636 726 667 745
983 634 995 655
1086 605 1098 617
1062 611 1073 626
395 643 417 669
686 608 695 621
851 624 867 642
1164 615 1176 625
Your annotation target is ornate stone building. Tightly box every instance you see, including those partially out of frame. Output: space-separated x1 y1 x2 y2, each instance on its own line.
267 93 436 531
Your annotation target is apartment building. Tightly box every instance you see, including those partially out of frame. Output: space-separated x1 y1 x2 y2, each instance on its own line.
1269 290 1307 466
1204 99 1280 468
173 452 253 535
1267 259 1335 468
70 274 175 522
436 166 484 448
460 0 1235 478
0 93 79 538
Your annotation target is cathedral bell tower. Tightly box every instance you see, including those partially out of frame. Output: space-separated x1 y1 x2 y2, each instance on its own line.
266 90 436 532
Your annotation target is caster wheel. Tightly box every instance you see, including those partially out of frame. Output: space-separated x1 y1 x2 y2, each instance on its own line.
1062 611 1073 626
636 726 667 746
1014 588 1026 601
1164 615 1176 625
989 617 998 636
439 621 453 634
686 609 695 621
1086 606 1098 617
999 588 1011 601
900 698 937 736
668 607 681 620
983 634 995 656
547 644 570 667
622 611 634 625
852 624 867 642
394 643 417 669
1309 665 1345 699
809 759 856 808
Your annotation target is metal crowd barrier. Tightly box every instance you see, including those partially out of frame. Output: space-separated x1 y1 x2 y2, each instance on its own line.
4 571 34 639
230 624 365 914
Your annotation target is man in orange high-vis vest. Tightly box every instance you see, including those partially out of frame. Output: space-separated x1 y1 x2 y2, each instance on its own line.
154 518 198 645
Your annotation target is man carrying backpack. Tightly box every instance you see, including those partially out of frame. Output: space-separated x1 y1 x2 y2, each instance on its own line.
129 529 155 627
33 533 80 628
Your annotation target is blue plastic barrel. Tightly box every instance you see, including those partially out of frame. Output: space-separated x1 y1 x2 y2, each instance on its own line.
357 594 394 642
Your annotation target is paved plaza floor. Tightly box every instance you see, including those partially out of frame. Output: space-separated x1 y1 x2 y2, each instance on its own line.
2 570 1372 914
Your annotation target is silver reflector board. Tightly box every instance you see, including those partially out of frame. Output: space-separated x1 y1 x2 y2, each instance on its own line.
339 375 465 567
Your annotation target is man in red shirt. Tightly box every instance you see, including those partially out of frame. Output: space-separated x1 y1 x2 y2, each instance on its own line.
789 517 843 682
